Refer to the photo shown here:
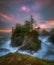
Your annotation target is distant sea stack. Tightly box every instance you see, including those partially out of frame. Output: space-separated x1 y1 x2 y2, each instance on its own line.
49 35 54 44
11 16 41 52
48 29 54 44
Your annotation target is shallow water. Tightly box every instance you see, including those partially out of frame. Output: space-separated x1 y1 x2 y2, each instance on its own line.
0 35 54 61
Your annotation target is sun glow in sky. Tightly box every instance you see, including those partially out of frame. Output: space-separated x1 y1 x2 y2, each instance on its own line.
47 21 54 25
38 20 54 29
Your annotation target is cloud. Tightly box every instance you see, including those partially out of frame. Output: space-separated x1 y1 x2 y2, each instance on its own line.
0 0 54 29
38 20 54 29
31 0 51 12
0 13 21 23
0 0 30 4
0 20 11 29
33 13 42 21
36 0 51 5
20 6 30 12
39 0 54 20
46 20 54 25
0 13 23 29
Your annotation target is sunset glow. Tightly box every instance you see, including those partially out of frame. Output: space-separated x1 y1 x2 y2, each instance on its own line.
0 30 12 33
47 21 54 25
0 13 20 23
0 0 54 30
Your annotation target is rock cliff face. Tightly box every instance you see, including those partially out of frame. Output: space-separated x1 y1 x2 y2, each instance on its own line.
19 35 41 51
48 29 54 44
11 30 41 52
49 35 54 44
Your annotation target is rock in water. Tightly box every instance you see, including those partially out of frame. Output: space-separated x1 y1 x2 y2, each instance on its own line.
11 30 41 52
0 48 9 52
19 35 41 52
49 35 54 44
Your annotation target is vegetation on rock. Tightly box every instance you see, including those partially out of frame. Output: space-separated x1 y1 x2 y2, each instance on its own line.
11 16 41 52
0 53 54 65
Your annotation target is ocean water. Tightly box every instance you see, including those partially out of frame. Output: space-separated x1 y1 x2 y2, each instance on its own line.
0 33 54 61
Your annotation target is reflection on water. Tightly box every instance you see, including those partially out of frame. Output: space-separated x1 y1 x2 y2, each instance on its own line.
0 34 54 61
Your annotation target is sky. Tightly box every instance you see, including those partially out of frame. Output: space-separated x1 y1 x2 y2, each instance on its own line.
0 0 54 32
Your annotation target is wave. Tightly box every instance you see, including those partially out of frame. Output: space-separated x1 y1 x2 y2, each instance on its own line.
0 36 54 60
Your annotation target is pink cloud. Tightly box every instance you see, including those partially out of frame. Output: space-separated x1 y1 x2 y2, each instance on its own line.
33 13 43 23
38 20 54 29
32 0 51 12
46 20 54 25
0 13 21 23
36 0 51 6
20 6 30 12
0 0 27 4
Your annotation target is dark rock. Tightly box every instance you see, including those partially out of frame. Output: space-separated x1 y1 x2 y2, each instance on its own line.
0 48 9 52
18 35 41 52
11 36 24 47
49 35 54 44
50 29 54 34
41 29 49 36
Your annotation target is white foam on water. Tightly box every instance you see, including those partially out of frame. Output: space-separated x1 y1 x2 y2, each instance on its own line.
0 36 54 60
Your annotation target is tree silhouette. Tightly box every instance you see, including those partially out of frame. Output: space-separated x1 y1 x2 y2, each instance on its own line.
11 16 41 51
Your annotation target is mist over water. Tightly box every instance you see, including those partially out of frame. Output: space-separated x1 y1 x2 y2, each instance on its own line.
0 33 54 61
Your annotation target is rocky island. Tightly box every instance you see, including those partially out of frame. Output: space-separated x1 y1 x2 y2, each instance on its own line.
11 16 41 52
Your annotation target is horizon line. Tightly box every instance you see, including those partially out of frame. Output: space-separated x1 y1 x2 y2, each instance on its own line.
0 29 12 33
